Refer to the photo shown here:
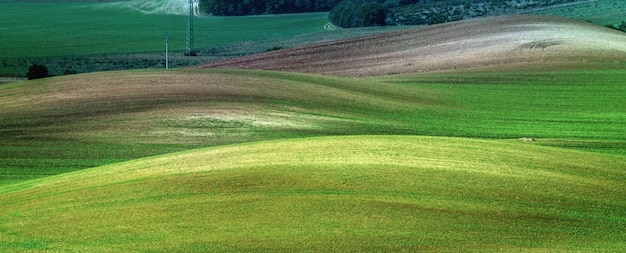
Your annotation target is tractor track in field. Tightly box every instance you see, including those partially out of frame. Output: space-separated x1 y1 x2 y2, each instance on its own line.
323 22 339 31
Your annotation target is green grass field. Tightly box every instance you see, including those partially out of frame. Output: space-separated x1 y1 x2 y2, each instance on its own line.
1 2 626 251
0 2 327 57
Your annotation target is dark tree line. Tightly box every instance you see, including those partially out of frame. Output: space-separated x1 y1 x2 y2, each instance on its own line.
200 0 343 16
328 0 423 28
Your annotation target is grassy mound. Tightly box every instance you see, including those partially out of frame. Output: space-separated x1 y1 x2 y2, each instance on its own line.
1 135 624 251
200 15 626 76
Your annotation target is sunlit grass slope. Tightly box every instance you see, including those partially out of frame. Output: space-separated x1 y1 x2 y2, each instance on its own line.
1 67 626 184
1 136 624 251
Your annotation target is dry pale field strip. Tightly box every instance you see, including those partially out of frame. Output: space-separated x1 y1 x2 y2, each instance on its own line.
200 15 626 77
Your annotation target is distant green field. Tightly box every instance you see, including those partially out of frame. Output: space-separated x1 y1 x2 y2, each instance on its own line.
0 2 327 57
1 67 625 185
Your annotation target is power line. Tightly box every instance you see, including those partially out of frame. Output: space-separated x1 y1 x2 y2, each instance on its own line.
186 0 194 56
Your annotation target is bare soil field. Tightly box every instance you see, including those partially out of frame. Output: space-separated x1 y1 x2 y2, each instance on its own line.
200 15 626 76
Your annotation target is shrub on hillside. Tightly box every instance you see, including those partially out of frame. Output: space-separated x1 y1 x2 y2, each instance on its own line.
617 21 626 32
605 21 626 32
26 64 49 80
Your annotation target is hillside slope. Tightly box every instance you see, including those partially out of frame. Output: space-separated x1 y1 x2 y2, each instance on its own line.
200 15 626 76
1 136 624 251
2 68 626 183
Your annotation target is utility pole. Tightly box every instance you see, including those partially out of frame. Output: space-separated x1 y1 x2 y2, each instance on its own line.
165 33 169 69
186 0 194 56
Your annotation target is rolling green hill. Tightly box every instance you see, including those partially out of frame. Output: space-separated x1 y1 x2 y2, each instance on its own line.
1 67 625 185
1 136 624 251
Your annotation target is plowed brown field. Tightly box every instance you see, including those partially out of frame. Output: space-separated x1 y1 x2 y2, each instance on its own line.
199 15 626 76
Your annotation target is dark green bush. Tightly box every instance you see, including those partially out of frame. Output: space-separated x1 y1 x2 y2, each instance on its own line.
200 0 342 15
26 64 49 80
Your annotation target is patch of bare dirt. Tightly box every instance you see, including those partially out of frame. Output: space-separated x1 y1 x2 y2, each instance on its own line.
198 15 626 77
